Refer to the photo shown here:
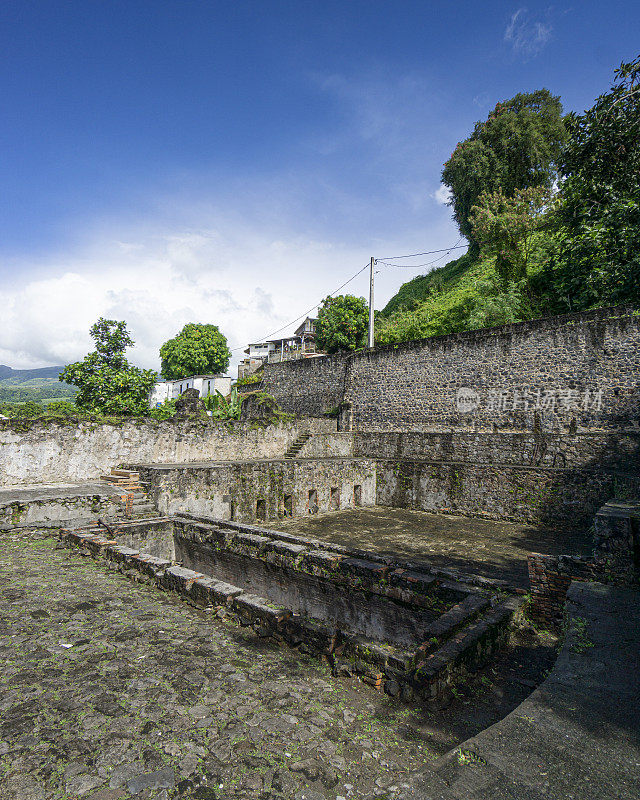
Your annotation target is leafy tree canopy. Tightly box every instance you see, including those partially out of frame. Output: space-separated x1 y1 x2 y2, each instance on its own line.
470 185 551 287
442 89 566 242
544 54 640 309
59 318 157 415
160 323 231 380
315 295 368 353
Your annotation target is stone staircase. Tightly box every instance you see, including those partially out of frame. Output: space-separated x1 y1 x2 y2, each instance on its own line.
100 468 156 518
284 431 312 459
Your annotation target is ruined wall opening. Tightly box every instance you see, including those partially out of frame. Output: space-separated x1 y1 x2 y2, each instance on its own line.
256 499 266 521
283 494 293 517
330 487 340 510
308 489 318 514
354 484 362 506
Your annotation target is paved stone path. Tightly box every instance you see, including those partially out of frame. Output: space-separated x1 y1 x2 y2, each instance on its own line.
0 531 556 800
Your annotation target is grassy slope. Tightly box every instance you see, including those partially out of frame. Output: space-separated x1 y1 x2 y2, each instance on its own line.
376 252 494 343
376 234 556 345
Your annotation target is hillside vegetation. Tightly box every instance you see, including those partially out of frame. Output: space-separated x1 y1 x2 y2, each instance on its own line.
376 233 555 345
376 56 639 345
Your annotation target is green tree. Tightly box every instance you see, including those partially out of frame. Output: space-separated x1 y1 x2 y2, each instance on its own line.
315 295 368 353
60 318 157 415
442 89 566 243
160 323 231 380
545 54 640 309
469 185 551 287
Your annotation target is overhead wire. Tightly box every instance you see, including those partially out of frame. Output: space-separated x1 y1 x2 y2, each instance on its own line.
376 238 466 269
376 242 466 260
230 261 371 351
233 238 466 352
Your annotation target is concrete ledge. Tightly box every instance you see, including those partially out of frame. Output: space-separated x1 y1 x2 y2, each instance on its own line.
394 581 640 799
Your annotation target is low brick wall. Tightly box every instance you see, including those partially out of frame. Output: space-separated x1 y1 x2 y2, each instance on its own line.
61 515 522 702
527 500 639 622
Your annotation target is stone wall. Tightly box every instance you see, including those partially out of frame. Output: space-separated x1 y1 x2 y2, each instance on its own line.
375 460 640 529
136 458 377 522
262 353 348 418
354 431 640 471
0 418 309 488
0 485 123 530
262 306 640 431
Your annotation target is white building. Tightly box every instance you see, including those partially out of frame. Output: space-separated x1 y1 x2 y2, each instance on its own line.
150 374 232 407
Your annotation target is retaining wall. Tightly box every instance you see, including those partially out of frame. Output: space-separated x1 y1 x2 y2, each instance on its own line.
136 458 377 522
353 430 640 471
376 460 640 529
262 306 640 431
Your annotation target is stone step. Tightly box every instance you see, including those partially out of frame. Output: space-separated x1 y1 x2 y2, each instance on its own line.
111 469 140 479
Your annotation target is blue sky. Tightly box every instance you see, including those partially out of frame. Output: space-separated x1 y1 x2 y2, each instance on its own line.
1 1 638 369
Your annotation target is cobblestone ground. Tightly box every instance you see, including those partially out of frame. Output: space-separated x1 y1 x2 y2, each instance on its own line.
0 531 557 800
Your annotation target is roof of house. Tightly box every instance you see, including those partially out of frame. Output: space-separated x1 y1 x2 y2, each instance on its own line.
159 374 231 383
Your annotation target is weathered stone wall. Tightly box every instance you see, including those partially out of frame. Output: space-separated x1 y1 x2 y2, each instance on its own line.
137 458 377 522
376 460 640 529
262 353 348 417
0 487 122 530
296 432 354 458
354 431 640 471
262 306 640 431
0 419 310 488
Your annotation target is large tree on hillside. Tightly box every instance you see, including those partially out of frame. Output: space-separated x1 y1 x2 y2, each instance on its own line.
160 323 231 380
442 89 566 243
60 318 156 415
547 55 640 309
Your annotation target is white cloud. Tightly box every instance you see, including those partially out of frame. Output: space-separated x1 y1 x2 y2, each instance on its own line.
504 9 552 58
0 214 377 373
433 185 452 205
0 197 462 374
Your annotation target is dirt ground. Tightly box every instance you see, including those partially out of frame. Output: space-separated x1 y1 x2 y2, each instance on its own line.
272 506 592 589
0 530 557 800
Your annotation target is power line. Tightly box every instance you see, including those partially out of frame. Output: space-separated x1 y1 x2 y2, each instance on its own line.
231 261 371 352
377 242 467 260
377 239 466 269
233 239 466 353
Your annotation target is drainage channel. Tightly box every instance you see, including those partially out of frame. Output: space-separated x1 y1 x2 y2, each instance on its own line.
60 513 522 702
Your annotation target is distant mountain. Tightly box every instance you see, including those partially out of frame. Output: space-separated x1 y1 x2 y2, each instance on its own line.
0 364 65 382
0 364 76 404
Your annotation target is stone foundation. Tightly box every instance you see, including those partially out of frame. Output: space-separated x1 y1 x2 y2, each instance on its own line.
60 514 522 703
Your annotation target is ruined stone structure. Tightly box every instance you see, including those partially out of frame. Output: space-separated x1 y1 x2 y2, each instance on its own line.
1 305 639 799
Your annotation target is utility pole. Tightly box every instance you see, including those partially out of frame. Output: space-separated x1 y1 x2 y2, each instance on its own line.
368 256 375 349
